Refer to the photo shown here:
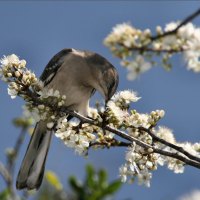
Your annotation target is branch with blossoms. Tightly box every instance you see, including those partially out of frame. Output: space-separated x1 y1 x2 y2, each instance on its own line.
104 8 200 80
1 55 200 188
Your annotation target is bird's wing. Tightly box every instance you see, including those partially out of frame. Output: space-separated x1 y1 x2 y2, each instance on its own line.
40 48 73 86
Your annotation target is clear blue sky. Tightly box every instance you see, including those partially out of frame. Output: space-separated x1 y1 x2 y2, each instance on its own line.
1 1 200 200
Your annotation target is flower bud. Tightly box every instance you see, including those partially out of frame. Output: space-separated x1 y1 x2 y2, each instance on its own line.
15 71 21 78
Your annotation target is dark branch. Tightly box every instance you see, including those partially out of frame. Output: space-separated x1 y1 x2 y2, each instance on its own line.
21 85 200 170
139 127 200 164
90 140 131 148
116 8 200 54
0 162 12 185
60 108 200 170
150 8 200 41
7 128 27 177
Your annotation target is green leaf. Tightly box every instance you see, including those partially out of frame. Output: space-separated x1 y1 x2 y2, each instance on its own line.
45 171 63 190
85 164 96 189
98 169 107 189
0 189 11 200
69 176 83 193
103 180 122 196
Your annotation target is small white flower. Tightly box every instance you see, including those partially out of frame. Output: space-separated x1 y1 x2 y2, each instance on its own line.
0 54 20 67
178 142 200 157
19 59 26 68
107 101 127 122
119 164 128 183
178 23 196 40
155 126 175 144
112 90 140 103
155 154 165 166
127 113 150 128
167 158 184 173
126 55 152 80
178 190 200 200
70 134 79 143
164 21 179 32
137 169 152 187
112 23 134 36
7 87 18 99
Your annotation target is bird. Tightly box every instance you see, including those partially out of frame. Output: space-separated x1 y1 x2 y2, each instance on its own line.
16 48 119 190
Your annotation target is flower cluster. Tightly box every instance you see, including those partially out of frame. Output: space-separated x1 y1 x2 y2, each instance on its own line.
0 54 37 98
119 125 200 187
104 22 200 79
0 54 68 128
55 119 97 155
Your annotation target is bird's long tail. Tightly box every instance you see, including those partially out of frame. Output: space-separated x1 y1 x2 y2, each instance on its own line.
16 121 52 190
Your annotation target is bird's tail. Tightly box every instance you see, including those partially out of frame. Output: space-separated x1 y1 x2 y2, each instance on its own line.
16 121 52 190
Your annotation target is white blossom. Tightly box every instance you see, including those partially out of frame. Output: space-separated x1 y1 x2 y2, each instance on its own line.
167 158 184 173
112 90 140 104
55 118 96 155
155 126 175 144
7 87 18 99
126 55 152 80
119 164 128 183
137 169 152 187
127 112 150 128
178 142 200 157
0 54 20 67
107 101 127 123
164 21 179 32
178 190 200 200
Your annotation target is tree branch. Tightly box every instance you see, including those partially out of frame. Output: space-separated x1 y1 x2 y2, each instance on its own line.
138 126 200 164
117 8 200 54
150 8 200 41
118 42 185 54
7 128 27 178
0 162 12 186
21 86 200 170
60 108 200 170
89 140 131 148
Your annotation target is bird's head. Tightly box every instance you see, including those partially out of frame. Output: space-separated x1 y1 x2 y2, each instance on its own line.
84 51 119 103
98 67 119 102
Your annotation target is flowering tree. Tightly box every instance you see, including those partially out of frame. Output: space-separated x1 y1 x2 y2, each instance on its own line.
1 8 200 199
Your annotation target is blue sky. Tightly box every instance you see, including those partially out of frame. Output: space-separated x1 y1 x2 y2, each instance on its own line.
1 1 200 200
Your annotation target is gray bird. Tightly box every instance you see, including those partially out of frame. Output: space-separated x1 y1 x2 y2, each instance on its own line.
16 48 119 190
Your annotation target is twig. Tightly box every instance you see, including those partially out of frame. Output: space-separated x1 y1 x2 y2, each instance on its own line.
0 162 12 185
59 108 200 170
118 42 185 54
117 8 200 54
7 128 27 178
0 127 28 199
138 126 200 164
90 141 131 148
21 87 200 170
150 8 200 41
